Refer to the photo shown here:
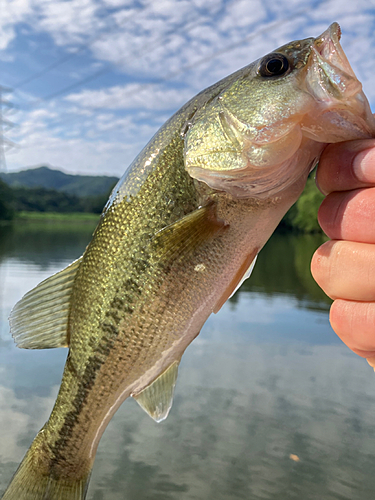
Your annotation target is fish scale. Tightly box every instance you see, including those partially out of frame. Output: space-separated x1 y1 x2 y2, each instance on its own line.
36 131 207 477
3 23 375 499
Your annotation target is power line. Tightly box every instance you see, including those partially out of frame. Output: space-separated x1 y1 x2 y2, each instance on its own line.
40 6 311 120
17 4 315 150
12 5 148 90
21 2 241 108
0 86 17 173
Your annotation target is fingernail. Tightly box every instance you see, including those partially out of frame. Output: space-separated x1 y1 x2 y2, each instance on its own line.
352 144 375 183
366 356 375 371
315 172 327 195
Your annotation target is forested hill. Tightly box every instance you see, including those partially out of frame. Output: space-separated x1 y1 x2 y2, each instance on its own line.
0 166 119 197
0 166 325 234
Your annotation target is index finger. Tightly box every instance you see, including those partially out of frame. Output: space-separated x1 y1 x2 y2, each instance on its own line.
316 139 375 194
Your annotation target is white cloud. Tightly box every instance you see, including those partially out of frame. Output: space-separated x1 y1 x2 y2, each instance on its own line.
65 83 193 110
35 0 103 46
3 0 375 176
9 131 146 176
27 109 58 120
0 26 17 52
218 0 267 31
102 0 134 6
0 0 32 50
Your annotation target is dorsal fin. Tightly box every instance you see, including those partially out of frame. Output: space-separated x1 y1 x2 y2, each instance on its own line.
132 360 180 422
9 257 82 349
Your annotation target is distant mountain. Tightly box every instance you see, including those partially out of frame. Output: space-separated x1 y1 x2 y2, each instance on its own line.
0 166 119 198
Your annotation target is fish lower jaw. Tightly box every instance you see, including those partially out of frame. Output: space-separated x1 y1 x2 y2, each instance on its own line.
300 100 375 143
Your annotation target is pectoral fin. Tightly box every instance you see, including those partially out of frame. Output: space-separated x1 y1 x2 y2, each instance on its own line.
132 360 180 422
229 254 258 299
153 202 227 261
213 249 258 313
9 257 82 349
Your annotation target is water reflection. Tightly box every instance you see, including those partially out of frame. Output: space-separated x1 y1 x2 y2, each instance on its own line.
237 232 332 310
0 220 97 267
0 222 374 500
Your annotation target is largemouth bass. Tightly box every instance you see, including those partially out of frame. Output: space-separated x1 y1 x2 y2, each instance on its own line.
3 23 375 500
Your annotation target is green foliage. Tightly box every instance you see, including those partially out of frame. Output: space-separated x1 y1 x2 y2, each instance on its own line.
280 172 325 234
7 184 113 216
0 179 15 220
81 193 110 214
0 166 118 197
11 186 84 213
2 166 324 232
0 166 117 217
16 211 99 222
292 176 325 232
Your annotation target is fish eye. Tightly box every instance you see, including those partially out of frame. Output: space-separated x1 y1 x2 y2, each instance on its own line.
258 53 290 78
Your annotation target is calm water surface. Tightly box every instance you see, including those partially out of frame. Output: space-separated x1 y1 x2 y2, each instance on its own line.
0 222 375 500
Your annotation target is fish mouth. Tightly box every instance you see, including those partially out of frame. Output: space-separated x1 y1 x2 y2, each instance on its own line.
301 22 375 142
310 22 359 98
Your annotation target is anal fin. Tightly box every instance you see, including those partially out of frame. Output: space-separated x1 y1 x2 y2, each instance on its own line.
132 360 180 423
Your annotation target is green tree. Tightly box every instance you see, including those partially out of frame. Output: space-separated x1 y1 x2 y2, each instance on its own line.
279 172 325 233
11 186 84 213
0 179 15 220
292 175 325 233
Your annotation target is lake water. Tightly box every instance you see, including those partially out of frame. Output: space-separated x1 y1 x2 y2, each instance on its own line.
1 222 375 500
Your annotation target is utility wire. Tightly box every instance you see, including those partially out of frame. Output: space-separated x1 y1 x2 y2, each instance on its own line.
0 86 17 172
21 2 242 108
17 5 314 150
12 3 152 90
43 6 311 119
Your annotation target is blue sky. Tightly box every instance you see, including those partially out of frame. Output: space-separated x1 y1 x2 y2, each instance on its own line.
1 0 375 176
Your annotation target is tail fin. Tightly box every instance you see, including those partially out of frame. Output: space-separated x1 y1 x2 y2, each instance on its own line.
2 446 91 500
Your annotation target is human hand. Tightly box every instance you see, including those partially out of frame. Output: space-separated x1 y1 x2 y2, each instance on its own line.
311 139 375 367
